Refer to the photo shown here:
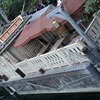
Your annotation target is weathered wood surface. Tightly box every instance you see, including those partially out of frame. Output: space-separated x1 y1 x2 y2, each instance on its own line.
0 16 31 54
0 40 89 80
16 40 89 75
2 62 100 95
50 38 64 51
6 30 57 62
1 10 100 95
82 12 100 49
0 56 19 79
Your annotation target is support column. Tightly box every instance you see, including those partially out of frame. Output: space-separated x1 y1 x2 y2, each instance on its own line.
60 9 97 49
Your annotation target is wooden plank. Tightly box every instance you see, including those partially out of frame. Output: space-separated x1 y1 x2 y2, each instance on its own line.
86 28 98 42
38 43 50 55
84 14 100 49
50 38 64 51
15 41 89 75
94 20 100 32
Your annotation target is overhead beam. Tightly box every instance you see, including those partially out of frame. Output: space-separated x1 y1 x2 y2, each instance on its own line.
47 5 97 49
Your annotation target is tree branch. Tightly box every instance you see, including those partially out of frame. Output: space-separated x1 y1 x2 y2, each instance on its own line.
0 7 10 23
21 0 26 15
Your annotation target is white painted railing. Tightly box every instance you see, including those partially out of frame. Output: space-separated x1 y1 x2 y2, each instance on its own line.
82 12 100 48
0 56 19 79
0 40 90 79
16 40 90 75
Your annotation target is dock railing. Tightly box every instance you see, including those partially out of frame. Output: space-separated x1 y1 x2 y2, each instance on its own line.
0 56 19 80
16 40 90 75
82 11 100 49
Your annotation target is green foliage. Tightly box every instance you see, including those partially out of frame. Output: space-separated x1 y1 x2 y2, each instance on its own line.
83 0 100 22
84 0 100 14
25 0 39 13
0 0 39 20
0 0 24 19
